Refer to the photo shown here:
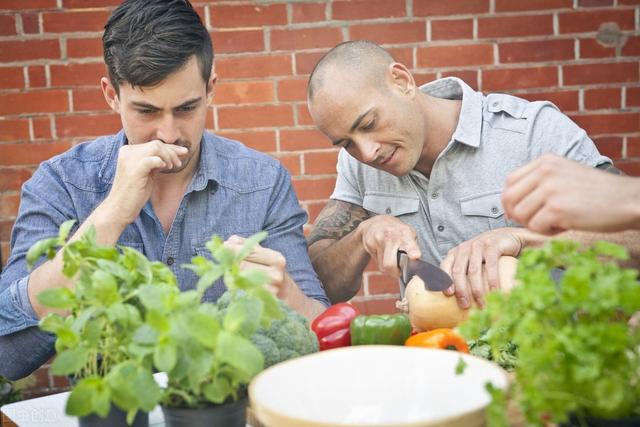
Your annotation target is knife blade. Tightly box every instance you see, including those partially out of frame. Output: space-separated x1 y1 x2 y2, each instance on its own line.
397 250 453 292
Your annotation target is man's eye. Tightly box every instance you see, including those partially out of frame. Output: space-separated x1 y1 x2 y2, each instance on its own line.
178 105 197 113
362 119 376 131
137 109 156 115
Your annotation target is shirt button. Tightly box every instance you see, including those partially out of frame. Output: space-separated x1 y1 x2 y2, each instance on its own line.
431 192 439 199
492 101 499 107
491 207 499 214
437 225 445 232
385 207 392 214
166 257 174 266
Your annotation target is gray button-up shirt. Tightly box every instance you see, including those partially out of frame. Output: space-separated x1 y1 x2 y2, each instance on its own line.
332 77 611 264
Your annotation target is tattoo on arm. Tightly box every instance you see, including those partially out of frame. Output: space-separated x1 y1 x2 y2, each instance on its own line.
307 200 371 247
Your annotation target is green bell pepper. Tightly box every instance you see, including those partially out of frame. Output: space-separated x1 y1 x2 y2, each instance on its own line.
350 313 412 346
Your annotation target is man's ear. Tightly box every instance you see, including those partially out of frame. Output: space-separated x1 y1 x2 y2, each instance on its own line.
101 77 120 113
388 62 416 98
206 67 217 106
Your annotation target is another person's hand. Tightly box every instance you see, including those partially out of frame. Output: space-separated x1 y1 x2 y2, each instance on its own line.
225 235 293 299
357 215 421 277
103 140 188 226
440 228 524 309
502 154 640 234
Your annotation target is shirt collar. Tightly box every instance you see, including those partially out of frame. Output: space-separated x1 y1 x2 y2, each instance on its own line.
99 130 220 192
419 77 483 148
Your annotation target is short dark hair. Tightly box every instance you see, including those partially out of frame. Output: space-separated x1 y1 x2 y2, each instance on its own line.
103 0 213 93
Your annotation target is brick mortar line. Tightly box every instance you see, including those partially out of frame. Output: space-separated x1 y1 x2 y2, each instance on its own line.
0 31 103 41
0 58 105 66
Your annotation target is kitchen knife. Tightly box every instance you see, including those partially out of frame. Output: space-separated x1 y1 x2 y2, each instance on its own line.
397 250 453 292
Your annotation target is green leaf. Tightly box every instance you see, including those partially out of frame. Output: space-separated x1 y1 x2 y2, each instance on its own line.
70 306 98 333
55 325 80 349
250 286 283 324
153 338 177 373
26 237 60 270
211 244 234 267
223 297 262 336
39 313 66 334
138 284 175 312
66 376 109 417
82 318 103 348
58 219 76 242
95 259 133 285
188 309 220 349
146 309 170 333
202 377 232 404
174 290 199 309
216 330 264 381
195 267 223 294
237 269 270 289
89 270 120 306
37 287 75 309
455 357 467 375
132 324 158 346
236 231 267 261
593 241 629 261
51 347 89 376
107 361 161 412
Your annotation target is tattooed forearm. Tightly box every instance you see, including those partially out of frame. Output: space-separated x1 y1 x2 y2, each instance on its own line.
307 200 370 247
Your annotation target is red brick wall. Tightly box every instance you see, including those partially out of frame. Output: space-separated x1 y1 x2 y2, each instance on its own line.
0 0 639 394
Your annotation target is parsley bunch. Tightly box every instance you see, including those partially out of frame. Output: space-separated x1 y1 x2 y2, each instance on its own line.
460 240 640 426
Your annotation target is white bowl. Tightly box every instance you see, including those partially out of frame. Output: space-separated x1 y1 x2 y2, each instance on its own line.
249 345 507 427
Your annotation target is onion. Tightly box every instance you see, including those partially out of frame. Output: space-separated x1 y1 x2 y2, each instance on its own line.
396 256 518 331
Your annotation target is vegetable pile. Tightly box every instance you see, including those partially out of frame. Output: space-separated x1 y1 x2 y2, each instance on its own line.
311 303 468 352
459 240 640 426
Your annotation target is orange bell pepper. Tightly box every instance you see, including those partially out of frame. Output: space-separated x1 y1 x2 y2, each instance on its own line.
404 328 469 353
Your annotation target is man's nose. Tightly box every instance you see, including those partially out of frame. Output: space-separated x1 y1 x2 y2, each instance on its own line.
356 138 381 164
156 114 180 144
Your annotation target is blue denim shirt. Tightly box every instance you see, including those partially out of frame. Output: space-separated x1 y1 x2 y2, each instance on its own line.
0 130 329 380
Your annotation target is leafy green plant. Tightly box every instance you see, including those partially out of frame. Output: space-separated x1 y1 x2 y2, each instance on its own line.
460 240 640 426
132 232 284 408
28 220 173 424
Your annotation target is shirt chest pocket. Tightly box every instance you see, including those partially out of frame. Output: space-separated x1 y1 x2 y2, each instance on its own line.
362 192 420 217
459 191 508 230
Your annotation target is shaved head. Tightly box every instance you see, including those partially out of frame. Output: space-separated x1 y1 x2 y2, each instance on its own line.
307 40 395 102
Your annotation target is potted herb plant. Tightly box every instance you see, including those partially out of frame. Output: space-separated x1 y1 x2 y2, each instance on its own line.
131 232 284 427
27 220 173 426
460 240 640 427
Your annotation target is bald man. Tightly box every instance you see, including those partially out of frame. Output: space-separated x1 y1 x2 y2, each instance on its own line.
306 40 615 308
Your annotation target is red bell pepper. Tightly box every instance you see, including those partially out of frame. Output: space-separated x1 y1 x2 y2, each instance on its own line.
311 303 360 351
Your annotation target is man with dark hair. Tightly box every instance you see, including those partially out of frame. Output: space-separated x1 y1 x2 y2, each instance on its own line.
306 40 619 307
0 0 329 380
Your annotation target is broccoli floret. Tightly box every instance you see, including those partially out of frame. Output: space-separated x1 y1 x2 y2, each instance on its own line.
216 291 319 368
251 299 319 368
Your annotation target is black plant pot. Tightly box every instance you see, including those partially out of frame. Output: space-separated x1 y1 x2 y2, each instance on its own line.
161 396 247 427
561 414 640 427
78 405 148 427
